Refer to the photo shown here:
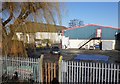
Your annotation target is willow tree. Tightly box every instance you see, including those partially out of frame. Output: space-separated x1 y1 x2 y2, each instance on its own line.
1 2 62 56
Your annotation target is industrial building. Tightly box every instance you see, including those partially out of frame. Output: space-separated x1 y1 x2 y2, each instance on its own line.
12 22 66 47
62 24 120 50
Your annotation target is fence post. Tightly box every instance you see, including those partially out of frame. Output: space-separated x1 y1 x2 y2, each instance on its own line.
39 54 44 83
58 55 63 83
48 63 50 83
54 63 56 78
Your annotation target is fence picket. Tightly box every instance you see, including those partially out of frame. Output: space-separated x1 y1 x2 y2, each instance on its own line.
79 62 81 83
95 62 98 83
87 63 90 83
113 64 116 83
92 62 95 82
104 63 107 82
90 62 93 82
82 62 84 83
76 62 78 83
108 63 110 83
71 61 73 82
101 63 104 83
50 63 52 83
73 62 76 83
98 63 101 83
84 62 86 83
48 63 50 83
117 64 119 83
45 63 47 84
54 63 56 78
68 61 71 82
66 61 68 83
110 63 113 83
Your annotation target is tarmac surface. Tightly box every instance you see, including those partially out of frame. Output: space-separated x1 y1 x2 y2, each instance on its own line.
43 49 120 63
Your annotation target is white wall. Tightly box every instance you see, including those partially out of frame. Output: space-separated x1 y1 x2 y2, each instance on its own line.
62 36 69 49
62 37 115 50
68 39 99 49
35 32 60 43
16 32 61 44
101 40 115 50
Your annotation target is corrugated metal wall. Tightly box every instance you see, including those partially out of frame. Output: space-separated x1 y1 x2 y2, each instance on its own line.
64 25 118 40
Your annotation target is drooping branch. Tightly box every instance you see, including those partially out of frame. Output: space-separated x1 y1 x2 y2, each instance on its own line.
14 3 40 25
2 11 13 26
2 3 16 26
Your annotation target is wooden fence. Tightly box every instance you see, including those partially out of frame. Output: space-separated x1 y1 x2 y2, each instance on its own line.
42 62 58 83
60 61 120 83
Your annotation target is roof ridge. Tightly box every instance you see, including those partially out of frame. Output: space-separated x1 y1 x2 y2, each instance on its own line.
65 24 120 31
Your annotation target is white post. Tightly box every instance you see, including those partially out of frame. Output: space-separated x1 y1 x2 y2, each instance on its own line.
98 63 101 83
110 63 113 83
71 61 73 82
113 64 116 83
82 62 84 83
87 62 90 83
108 63 110 82
74 62 76 82
76 62 78 83
58 55 63 83
66 61 68 82
117 64 119 83
101 63 104 82
79 62 81 82
84 62 86 83
69 61 71 82
90 62 93 83
39 54 44 83
92 63 95 82
104 63 107 82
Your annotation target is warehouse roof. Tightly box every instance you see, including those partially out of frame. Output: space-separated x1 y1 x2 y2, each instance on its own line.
64 24 120 31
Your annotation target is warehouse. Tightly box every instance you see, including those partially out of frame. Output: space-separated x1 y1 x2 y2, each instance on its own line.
62 24 120 50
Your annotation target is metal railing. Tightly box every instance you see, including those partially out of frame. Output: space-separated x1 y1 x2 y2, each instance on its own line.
0 56 42 82
61 61 120 83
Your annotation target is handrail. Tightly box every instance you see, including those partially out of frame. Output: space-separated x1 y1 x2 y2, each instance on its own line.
78 33 101 49
78 33 96 47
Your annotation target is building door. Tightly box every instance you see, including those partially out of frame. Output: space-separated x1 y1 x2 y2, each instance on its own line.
96 28 102 38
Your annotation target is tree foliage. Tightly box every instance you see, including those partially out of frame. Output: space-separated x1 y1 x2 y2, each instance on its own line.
1 2 62 56
69 19 84 28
